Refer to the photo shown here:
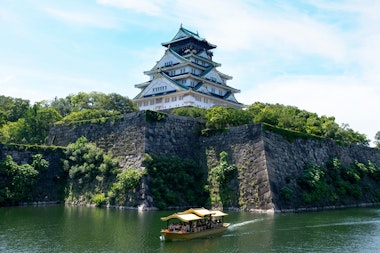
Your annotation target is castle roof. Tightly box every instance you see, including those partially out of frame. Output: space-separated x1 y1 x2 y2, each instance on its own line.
162 26 216 50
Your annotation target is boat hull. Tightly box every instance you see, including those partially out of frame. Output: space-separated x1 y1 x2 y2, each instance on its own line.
161 223 230 241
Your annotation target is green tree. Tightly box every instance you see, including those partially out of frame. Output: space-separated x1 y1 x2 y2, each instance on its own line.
0 154 48 205
205 106 252 129
47 97 73 117
374 131 380 148
246 102 369 145
0 96 30 125
108 167 145 205
102 93 139 114
172 107 207 119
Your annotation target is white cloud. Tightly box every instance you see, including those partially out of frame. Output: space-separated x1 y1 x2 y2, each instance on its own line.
0 75 14 84
97 0 165 16
42 7 121 29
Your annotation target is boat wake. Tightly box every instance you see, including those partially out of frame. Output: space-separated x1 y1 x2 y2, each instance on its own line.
228 218 265 230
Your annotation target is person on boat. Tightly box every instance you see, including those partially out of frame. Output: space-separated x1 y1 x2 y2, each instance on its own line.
184 223 190 232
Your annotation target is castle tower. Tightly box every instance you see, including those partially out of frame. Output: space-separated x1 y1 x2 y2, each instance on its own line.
133 25 243 110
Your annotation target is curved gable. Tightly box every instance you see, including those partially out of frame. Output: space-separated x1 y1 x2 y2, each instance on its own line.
139 74 186 97
203 68 223 84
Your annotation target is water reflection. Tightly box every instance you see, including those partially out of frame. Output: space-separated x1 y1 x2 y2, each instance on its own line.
0 206 379 253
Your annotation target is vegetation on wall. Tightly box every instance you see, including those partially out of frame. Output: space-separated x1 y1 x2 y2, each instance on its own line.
207 151 237 209
296 158 380 205
0 154 49 205
63 137 143 206
144 110 168 122
143 154 207 209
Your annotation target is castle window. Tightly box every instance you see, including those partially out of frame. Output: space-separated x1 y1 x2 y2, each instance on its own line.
211 87 215 93
156 98 162 103
182 79 186 84
172 97 177 102
150 100 155 105
164 61 172 67
165 98 170 103
153 86 167 93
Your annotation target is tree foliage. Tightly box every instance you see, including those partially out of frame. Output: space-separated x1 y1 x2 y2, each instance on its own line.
171 107 207 119
205 106 252 129
0 154 49 205
48 92 138 117
0 95 30 126
247 102 369 145
374 131 380 148
0 92 138 144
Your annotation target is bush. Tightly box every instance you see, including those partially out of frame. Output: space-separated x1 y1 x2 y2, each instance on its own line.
109 167 144 205
144 154 207 209
0 155 40 204
63 137 120 204
280 187 293 202
297 158 380 205
92 193 106 207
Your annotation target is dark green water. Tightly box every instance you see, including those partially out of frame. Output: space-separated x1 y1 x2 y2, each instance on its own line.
1 206 379 253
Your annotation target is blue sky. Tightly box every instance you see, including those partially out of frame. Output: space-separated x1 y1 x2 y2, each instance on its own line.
1 0 379 143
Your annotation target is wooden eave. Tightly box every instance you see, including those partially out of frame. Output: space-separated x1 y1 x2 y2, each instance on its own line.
182 53 221 67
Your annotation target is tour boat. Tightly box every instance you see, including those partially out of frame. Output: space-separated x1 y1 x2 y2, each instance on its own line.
160 207 229 241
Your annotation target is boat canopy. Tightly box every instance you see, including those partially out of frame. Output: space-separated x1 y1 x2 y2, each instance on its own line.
179 208 228 217
179 208 214 217
211 210 228 217
161 208 228 222
161 213 202 222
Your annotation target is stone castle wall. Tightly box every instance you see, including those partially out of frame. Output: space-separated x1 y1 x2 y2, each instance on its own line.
4 111 380 211
262 131 380 211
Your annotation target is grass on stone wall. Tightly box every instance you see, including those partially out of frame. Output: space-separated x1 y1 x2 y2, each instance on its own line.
3 143 66 153
55 115 124 126
262 123 324 142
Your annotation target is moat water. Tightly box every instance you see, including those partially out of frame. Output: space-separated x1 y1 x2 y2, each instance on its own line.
1 205 380 252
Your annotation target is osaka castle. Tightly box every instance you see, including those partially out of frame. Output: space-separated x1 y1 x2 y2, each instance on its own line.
133 25 243 110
